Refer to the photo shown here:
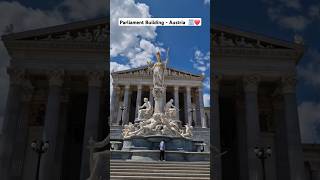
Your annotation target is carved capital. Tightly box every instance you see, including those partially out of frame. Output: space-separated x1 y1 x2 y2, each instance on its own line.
197 86 203 93
281 74 297 94
174 86 179 91
7 68 26 86
87 71 103 87
112 83 118 90
21 81 34 102
124 85 130 90
48 69 64 87
137 85 142 90
212 75 222 92
243 74 260 92
186 86 191 92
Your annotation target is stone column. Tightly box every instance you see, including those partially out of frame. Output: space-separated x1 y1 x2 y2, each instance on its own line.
55 92 69 180
149 85 154 106
135 85 142 118
122 85 130 124
273 94 290 180
110 83 118 125
0 68 25 180
40 69 64 180
212 75 221 180
116 88 123 125
80 71 102 180
174 86 180 120
243 75 261 180
281 75 305 180
198 87 206 128
10 81 33 180
184 91 188 125
113 87 120 125
236 94 248 180
186 86 192 125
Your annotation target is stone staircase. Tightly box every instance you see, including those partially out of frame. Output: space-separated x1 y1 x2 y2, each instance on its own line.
110 160 210 180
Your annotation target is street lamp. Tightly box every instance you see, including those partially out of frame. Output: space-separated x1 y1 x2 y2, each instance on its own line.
189 108 199 126
254 146 272 180
119 106 127 125
31 140 49 180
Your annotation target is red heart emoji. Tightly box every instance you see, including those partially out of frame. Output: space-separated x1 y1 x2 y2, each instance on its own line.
194 19 201 25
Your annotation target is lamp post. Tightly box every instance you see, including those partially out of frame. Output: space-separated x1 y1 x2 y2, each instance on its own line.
119 105 127 125
31 140 49 180
189 108 199 126
254 146 272 180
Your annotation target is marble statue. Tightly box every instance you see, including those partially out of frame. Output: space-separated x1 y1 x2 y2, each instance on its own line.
164 99 178 119
148 51 167 88
182 124 193 138
121 50 193 139
138 98 153 119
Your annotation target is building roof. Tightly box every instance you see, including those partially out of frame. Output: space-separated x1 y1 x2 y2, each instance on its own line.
112 65 203 78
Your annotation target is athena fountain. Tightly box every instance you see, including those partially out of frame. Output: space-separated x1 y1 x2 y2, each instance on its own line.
111 51 209 161
122 51 193 140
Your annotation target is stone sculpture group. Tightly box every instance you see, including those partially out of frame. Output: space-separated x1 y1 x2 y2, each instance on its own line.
122 51 193 139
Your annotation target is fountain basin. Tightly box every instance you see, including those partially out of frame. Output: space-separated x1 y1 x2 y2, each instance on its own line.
122 135 194 151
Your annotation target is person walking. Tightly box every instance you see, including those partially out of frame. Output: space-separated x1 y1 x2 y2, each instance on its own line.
159 140 165 161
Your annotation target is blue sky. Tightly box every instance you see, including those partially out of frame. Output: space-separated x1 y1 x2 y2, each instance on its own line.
110 0 211 106
0 0 318 143
214 0 320 143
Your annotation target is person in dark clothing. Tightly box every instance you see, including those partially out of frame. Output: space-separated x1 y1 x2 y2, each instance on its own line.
159 140 165 161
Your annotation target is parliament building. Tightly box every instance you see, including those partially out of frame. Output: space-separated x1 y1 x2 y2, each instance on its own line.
0 18 319 180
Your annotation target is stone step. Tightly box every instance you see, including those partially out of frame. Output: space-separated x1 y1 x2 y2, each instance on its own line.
110 160 210 180
111 166 209 170
110 164 210 169
110 169 209 174
110 175 210 180
111 162 209 167
111 160 209 165
111 172 209 177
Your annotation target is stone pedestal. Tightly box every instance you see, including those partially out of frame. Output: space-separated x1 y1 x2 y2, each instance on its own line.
122 136 193 152
152 87 165 114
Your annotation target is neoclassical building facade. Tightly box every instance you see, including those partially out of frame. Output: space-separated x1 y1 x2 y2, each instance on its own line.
0 19 108 180
211 24 319 180
0 18 319 180
110 66 208 128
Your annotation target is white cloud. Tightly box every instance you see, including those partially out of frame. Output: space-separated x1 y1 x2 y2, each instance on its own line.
264 0 317 32
277 15 310 31
279 0 301 10
309 5 320 18
0 0 106 131
204 0 210 5
203 77 210 90
57 0 106 20
298 102 320 143
298 49 320 87
191 49 210 74
203 93 210 107
110 0 164 68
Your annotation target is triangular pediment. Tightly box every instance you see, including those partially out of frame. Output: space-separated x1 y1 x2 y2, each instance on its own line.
2 18 108 42
212 24 303 50
112 65 203 79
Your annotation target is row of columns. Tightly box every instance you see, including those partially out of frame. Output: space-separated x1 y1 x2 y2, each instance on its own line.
110 84 207 128
0 69 29 180
212 74 305 180
0 68 105 180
